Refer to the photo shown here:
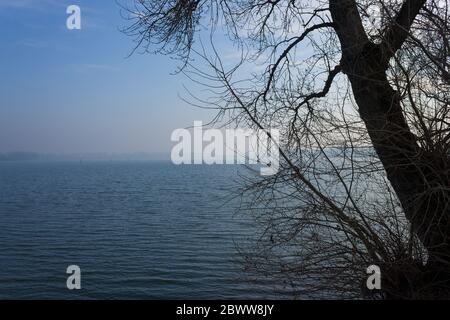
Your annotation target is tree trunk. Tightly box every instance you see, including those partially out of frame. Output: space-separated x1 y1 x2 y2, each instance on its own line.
330 0 450 298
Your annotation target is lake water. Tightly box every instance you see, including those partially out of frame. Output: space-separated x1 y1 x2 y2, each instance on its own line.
0 161 291 299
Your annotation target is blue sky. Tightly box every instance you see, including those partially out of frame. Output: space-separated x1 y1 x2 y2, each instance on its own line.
0 0 214 154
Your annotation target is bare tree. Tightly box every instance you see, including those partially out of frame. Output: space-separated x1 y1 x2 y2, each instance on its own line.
123 0 450 299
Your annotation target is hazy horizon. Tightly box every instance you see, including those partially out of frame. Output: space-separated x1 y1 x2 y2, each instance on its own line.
0 150 171 161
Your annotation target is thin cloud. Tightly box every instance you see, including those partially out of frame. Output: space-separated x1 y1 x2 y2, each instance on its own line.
0 0 44 9
0 0 63 10
71 63 120 73
0 0 35 8
15 39 49 48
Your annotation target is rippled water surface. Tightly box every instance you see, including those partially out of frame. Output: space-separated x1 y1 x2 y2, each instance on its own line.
0 161 291 299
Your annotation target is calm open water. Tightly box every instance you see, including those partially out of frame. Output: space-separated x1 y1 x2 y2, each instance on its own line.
0 161 291 299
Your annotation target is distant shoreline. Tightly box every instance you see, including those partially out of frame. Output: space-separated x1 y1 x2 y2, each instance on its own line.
0 152 170 162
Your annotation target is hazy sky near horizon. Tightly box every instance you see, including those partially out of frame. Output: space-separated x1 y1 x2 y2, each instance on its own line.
0 0 216 154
